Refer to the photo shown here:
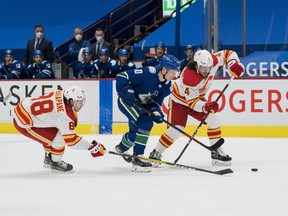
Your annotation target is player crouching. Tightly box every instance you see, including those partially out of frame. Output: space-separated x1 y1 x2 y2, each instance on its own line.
13 85 105 173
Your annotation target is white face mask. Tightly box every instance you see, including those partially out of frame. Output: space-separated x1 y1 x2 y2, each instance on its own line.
35 32 43 39
96 36 103 42
75 34 83 41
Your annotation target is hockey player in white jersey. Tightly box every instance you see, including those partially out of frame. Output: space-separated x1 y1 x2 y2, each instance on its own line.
149 49 244 166
13 85 105 173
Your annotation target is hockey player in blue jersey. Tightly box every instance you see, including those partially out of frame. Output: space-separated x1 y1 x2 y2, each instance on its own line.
27 50 55 79
143 41 166 67
111 48 136 77
92 48 117 78
75 47 94 79
115 54 180 172
0 49 27 79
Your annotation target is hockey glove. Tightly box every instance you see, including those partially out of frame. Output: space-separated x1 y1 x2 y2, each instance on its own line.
88 140 106 157
149 106 164 124
229 62 244 78
203 101 219 114
121 86 136 106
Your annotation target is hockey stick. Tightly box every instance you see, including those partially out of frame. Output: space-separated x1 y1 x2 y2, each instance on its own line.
174 76 235 163
134 103 223 151
141 40 146 60
108 150 233 175
0 91 12 103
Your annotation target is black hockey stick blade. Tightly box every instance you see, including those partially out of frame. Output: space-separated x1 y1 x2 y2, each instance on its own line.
108 151 233 175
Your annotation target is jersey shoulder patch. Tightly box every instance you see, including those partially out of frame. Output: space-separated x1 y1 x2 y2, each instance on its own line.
147 66 156 74
182 68 203 87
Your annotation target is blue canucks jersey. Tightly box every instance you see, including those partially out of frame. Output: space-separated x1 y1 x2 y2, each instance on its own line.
75 60 94 78
146 56 162 67
116 66 172 105
180 58 189 71
0 60 27 79
111 60 136 77
27 60 55 79
92 58 117 78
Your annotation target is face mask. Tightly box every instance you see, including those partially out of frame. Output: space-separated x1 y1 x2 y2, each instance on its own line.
96 36 103 42
75 34 82 41
36 32 43 39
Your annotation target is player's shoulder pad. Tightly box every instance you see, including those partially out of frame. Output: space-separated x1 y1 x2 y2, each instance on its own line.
128 62 135 67
182 67 203 87
147 66 157 74
110 59 117 66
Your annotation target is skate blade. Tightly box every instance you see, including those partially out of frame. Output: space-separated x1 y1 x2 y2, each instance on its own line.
131 165 151 173
212 159 232 166
51 169 74 174
43 164 50 169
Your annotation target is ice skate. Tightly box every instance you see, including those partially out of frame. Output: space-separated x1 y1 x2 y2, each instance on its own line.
43 152 51 168
50 160 74 173
115 144 132 163
131 154 152 173
149 149 162 168
211 147 232 166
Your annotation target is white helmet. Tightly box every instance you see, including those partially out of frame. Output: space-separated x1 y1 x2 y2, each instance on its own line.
64 85 86 104
194 49 213 67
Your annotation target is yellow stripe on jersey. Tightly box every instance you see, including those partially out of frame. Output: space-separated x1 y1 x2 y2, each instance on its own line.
26 128 51 144
64 134 82 146
14 101 33 126
224 50 233 65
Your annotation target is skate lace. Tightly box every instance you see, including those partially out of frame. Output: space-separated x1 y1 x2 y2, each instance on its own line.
216 147 228 157
57 161 68 168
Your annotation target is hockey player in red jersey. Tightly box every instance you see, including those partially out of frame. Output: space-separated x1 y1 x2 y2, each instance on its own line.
13 85 105 173
149 49 244 166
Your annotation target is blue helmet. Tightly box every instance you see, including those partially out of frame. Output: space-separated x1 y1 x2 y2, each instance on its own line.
159 54 180 71
117 48 128 57
155 41 166 50
33 50 43 57
5 49 14 56
83 47 92 55
99 48 109 56
185 44 194 51
185 44 202 52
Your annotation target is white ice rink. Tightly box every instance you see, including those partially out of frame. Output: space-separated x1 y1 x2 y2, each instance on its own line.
0 134 288 216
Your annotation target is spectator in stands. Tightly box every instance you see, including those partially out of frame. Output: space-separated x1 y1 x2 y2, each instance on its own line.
0 49 27 79
92 28 115 60
180 44 202 71
68 27 91 78
26 50 55 79
24 24 54 66
75 47 94 79
111 48 136 77
92 48 117 78
143 41 166 67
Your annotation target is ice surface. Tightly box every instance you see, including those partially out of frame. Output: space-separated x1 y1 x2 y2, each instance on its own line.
0 134 288 216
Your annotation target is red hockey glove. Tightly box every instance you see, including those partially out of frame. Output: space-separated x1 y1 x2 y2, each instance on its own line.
88 140 106 157
203 101 219 114
229 62 244 78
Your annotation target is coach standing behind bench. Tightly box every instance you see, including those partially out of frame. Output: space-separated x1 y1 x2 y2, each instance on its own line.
23 24 54 66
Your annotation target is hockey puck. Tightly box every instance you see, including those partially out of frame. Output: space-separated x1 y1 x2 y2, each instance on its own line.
251 168 258 172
